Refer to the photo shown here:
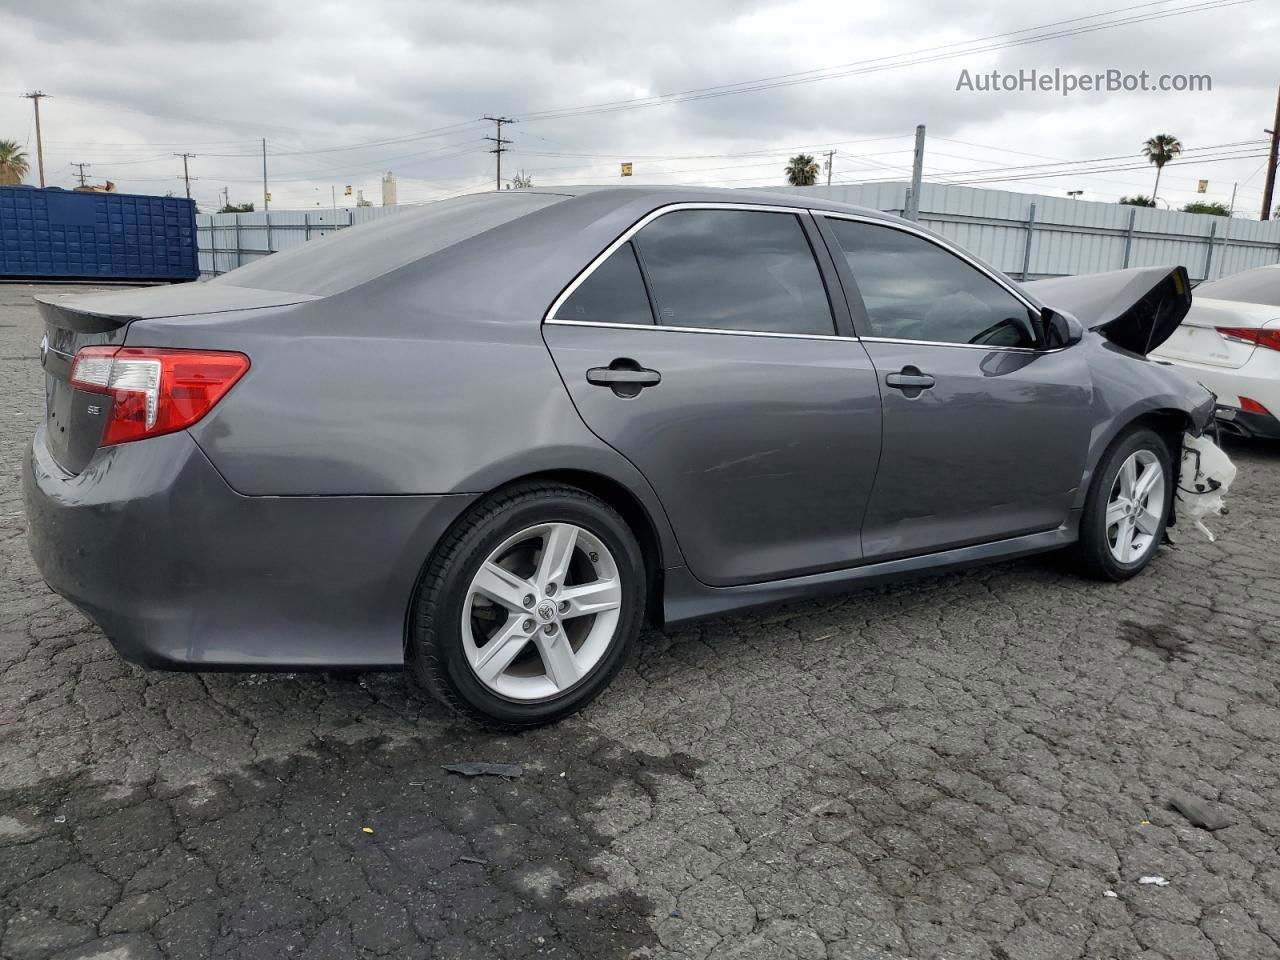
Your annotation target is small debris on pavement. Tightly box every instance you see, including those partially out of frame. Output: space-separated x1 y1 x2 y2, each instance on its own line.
361 826 374 834
1104 890 1118 898
53 814 66 824
1169 793 1232 831
670 910 683 919
1138 876 1170 887
442 762 524 778
459 855 486 865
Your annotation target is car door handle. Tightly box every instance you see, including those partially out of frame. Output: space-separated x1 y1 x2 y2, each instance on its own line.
884 370 935 390
586 367 662 387
586 360 662 398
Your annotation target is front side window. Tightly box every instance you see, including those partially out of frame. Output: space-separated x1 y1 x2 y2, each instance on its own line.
827 219 1038 348
558 241 654 325
631 209 835 335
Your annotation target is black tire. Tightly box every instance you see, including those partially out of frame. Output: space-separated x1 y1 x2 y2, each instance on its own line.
1071 426 1175 581
407 482 645 728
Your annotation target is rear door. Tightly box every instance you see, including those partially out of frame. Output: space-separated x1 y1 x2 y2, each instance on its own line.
816 213 1093 562
543 203 883 587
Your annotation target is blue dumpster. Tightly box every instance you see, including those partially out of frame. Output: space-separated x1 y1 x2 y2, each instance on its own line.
0 186 198 282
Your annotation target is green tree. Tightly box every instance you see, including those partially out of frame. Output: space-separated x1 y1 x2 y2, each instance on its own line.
1141 134 1182 203
0 140 30 185
1181 200 1231 216
218 201 255 213
508 170 533 189
785 154 820 186
1118 195 1156 207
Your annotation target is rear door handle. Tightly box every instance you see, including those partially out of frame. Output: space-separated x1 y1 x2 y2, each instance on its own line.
884 372 935 389
586 359 661 397
586 367 662 387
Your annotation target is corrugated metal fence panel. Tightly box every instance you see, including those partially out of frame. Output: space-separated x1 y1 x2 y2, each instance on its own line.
770 182 1280 281
0 186 198 282
196 205 412 276
197 184 1280 282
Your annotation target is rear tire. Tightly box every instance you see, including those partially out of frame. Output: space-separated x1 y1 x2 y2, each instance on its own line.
407 482 645 728
1071 427 1174 581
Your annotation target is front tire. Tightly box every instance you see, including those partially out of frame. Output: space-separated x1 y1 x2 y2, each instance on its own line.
1071 427 1174 581
407 482 645 728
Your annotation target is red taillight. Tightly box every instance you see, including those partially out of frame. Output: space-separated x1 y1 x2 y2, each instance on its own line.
1239 396 1271 416
1216 326 1280 352
69 346 249 445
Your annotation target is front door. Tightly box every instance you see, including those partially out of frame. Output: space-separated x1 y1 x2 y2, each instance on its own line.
543 206 883 587
818 214 1093 562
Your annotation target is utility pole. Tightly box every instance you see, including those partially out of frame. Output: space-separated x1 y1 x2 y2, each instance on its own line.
221 186 230 211
822 149 837 187
21 91 48 187
70 162 90 188
483 116 514 190
1261 82 1279 221
174 152 196 199
262 138 269 211
904 124 925 221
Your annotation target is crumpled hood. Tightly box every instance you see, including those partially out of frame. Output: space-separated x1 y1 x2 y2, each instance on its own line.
1024 265 1192 355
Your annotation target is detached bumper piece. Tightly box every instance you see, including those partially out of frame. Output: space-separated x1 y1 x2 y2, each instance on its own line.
1172 432 1237 542
1215 404 1280 441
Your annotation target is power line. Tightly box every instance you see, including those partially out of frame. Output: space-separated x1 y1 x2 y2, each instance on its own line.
511 0 1251 123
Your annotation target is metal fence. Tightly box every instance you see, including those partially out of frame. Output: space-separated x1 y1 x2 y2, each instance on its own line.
197 182 1280 281
772 183 1280 282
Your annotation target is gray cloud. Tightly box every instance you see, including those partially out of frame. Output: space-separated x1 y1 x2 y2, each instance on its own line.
1 0 1274 213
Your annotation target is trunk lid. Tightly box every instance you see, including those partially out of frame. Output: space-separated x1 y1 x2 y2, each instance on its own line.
35 283 313 475
1022 265 1192 355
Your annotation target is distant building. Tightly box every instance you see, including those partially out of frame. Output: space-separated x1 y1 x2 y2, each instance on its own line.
381 171 397 207
356 188 372 208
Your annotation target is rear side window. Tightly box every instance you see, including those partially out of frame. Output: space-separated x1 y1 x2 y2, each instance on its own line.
558 241 654 325
827 218 1038 348
632 209 835 335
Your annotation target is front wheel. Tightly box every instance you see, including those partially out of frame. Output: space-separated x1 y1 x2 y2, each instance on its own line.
1071 427 1174 581
407 483 645 727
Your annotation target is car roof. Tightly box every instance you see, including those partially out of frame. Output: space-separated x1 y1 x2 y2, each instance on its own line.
545 183 904 222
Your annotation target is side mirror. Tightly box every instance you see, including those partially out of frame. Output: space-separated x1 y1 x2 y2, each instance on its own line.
1041 308 1084 349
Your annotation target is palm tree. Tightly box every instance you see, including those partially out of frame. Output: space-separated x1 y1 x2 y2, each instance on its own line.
0 140 30 186
785 153 820 187
1141 134 1182 204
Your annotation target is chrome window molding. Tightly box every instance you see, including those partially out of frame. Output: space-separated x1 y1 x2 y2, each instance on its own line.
544 201 1063 353
810 209 1043 317
544 201 820 325
543 318 850 342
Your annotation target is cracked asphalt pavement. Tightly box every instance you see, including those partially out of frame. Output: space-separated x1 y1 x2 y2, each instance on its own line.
3 283 1280 960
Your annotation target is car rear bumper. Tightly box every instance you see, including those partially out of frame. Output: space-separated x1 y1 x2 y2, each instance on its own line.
1154 353 1280 439
23 426 477 670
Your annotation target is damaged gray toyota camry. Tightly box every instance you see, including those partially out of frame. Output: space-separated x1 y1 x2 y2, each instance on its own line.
24 186 1221 727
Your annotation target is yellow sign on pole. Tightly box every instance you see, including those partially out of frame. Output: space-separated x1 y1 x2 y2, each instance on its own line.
1197 179 1208 194
265 192 272 202
620 162 633 177
344 185 352 196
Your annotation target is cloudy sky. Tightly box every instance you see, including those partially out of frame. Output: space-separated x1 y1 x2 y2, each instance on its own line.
0 0 1276 216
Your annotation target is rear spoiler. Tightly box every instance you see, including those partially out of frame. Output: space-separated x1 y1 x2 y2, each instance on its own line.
1023 266 1191 356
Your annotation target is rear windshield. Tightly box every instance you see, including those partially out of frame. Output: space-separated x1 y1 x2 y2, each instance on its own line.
213 191 565 296
1194 266 1280 308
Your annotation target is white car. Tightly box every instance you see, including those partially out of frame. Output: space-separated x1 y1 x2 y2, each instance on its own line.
1152 264 1280 439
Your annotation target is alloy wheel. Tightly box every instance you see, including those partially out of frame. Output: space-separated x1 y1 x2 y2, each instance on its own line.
462 522 623 701
1105 449 1165 564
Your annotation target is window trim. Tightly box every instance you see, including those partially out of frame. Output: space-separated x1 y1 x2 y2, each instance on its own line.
814 211 1052 354
545 202 843 340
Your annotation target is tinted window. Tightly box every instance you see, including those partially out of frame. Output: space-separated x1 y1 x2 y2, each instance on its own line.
1195 266 1280 308
558 241 654 325
828 219 1038 348
632 210 835 335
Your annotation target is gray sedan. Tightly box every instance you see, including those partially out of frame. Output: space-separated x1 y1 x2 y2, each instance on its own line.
23 186 1215 726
